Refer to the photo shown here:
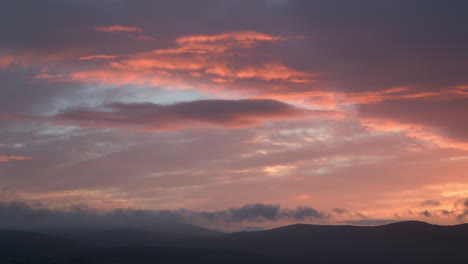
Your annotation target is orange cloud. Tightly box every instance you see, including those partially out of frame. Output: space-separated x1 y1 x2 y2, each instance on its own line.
392 86 461 101
177 31 283 44
112 56 206 71
204 63 317 83
35 31 317 93
265 86 468 110
79 54 118 61
94 25 142 32
361 118 468 151
259 87 409 109
168 31 286 54
0 155 32 162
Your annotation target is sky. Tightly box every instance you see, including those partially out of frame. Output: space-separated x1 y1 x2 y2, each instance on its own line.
1 0 468 229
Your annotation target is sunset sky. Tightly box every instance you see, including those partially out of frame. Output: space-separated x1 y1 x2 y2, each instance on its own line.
1 0 468 229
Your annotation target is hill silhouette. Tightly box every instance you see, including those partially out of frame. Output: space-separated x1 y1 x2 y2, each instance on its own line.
204 221 468 263
1 221 467 263
0 229 284 264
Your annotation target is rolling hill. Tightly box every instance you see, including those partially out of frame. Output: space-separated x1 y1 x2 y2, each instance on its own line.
1 221 467 263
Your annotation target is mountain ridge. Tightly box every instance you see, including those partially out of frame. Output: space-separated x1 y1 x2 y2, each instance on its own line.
1 221 467 263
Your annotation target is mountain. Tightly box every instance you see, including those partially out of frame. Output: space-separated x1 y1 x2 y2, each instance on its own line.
203 221 468 263
50 223 222 247
1 221 468 263
0 230 80 253
0 230 284 264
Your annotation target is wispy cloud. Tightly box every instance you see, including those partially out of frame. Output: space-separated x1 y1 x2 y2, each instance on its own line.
78 54 118 61
0 156 32 162
94 25 142 32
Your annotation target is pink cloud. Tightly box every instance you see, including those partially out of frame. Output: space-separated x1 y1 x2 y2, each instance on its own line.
361 117 468 151
79 54 118 61
94 25 142 32
0 56 16 69
36 31 317 92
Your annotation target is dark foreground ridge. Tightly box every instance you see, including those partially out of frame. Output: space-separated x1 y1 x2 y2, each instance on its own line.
1 221 467 263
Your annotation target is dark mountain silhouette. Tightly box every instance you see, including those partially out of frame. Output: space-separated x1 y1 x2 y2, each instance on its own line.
1 221 468 263
204 221 468 263
0 230 79 253
0 230 284 264
49 223 222 247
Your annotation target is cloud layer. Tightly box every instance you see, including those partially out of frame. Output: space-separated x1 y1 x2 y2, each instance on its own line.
0 201 328 231
1 0 468 228
49 99 324 130
0 156 32 162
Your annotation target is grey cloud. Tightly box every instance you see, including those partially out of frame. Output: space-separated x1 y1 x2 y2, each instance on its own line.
0 201 186 231
0 201 329 231
419 210 432 218
407 208 456 219
49 99 317 130
281 206 328 220
457 211 468 222
440 210 454 216
418 200 441 207
331 208 347 215
457 198 468 221
228 203 280 222
196 203 328 223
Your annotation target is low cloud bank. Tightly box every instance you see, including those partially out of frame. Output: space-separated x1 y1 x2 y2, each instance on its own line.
1 199 466 232
0 202 328 231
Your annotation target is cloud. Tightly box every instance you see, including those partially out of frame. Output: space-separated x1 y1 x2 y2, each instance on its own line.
358 98 468 142
227 203 280 222
196 203 328 223
35 30 316 89
440 210 454 216
418 200 441 207
0 155 32 162
457 198 468 221
419 210 432 217
94 25 142 32
0 56 16 69
0 201 327 231
79 54 118 61
174 31 285 51
0 201 185 230
331 208 348 215
281 206 327 220
2 0 468 228
47 99 330 130
98 31 314 85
